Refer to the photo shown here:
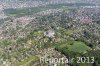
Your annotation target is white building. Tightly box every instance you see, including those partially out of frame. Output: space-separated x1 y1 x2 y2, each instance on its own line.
44 30 55 38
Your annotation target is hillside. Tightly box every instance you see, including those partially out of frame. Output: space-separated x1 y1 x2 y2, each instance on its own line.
0 1 100 66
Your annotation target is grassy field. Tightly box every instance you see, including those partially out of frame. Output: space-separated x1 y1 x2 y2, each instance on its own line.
49 40 91 53
67 41 91 53
4 7 45 17
14 56 39 66
64 30 80 36
4 4 71 17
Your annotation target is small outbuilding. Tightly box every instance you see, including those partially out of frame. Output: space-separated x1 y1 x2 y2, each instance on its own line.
96 41 100 44
44 30 55 38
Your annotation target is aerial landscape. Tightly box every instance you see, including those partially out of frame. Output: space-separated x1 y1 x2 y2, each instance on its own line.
0 0 100 66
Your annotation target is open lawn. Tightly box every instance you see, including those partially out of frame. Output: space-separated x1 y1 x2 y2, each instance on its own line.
14 56 39 66
64 30 80 36
49 40 91 53
67 41 91 53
